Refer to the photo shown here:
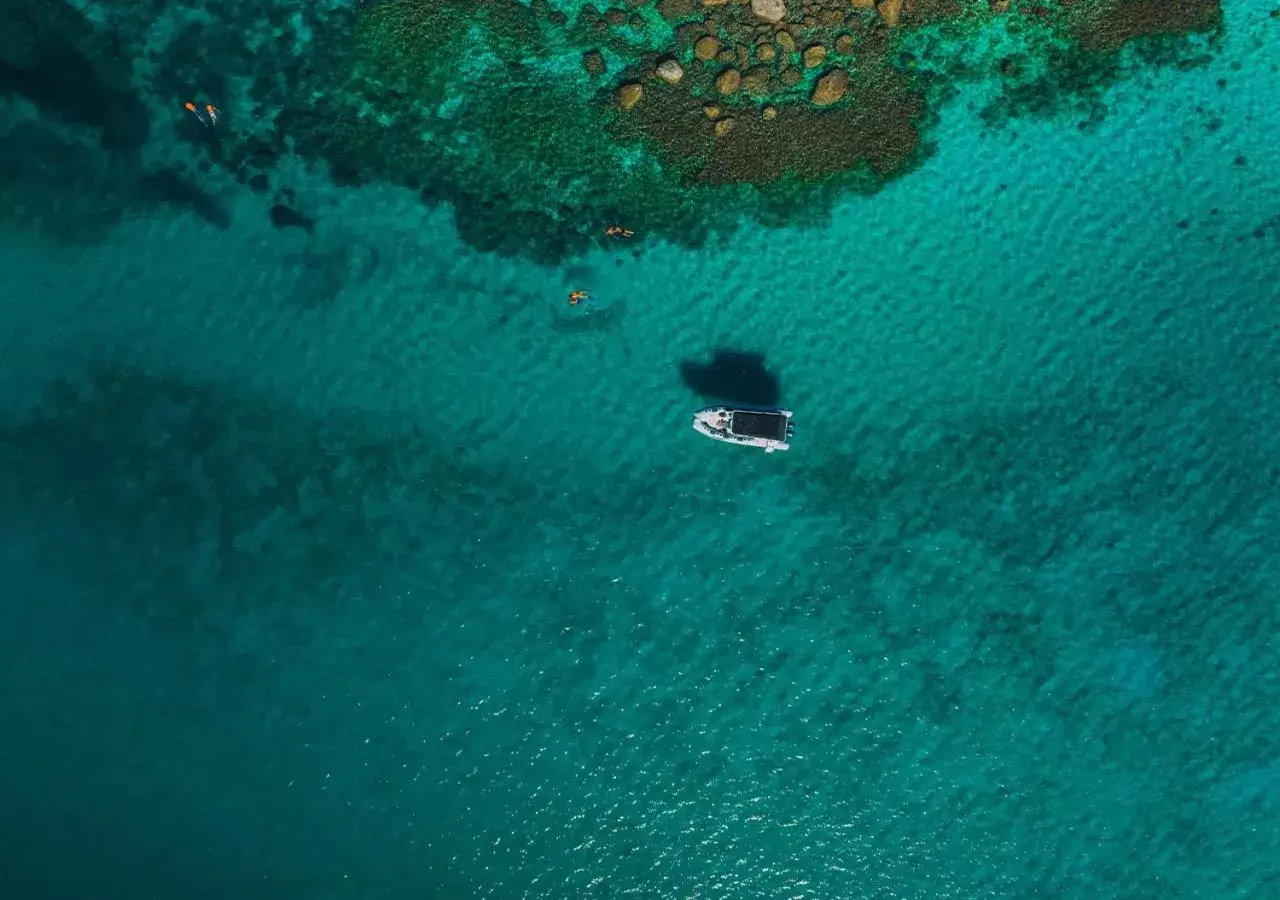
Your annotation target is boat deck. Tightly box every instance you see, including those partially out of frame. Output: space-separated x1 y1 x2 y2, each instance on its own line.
693 406 793 452
730 410 789 441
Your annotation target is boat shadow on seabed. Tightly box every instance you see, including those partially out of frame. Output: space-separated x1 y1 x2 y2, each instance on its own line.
678 349 780 407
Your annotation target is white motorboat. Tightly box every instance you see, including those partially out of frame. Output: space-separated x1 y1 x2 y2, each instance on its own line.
692 407 793 453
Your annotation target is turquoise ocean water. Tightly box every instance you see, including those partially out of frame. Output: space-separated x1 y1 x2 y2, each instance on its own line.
1 1 1279 898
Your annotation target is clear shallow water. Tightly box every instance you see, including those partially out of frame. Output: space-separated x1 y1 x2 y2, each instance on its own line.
1 2 1279 898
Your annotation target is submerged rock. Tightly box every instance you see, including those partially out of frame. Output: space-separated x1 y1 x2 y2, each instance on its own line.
695 35 722 60
751 0 787 23
617 82 643 109
878 0 902 26
811 68 849 105
714 116 736 136
715 68 742 95
656 58 685 83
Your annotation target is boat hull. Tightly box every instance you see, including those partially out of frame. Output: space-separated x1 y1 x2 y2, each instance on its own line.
693 407 793 452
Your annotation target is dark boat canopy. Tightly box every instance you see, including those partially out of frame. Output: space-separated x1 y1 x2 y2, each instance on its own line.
730 410 789 441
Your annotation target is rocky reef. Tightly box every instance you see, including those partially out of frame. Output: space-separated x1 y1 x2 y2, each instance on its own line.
0 0 1226 261
290 0 1223 260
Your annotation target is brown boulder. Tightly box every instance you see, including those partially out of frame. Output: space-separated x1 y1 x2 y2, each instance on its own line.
716 49 736 63
877 0 902 26
779 66 802 87
604 8 627 24
704 104 722 118
803 44 827 68
616 82 643 110
776 30 797 54
756 42 777 61
762 105 778 119
714 116 736 136
751 0 787 23
715 68 743 94
834 33 854 54
811 68 849 105
694 36 722 60
849 0 875 7
656 58 685 83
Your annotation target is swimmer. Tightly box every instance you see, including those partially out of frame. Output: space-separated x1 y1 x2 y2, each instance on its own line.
604 225 634 239
184 102 219 128
568 290 591 307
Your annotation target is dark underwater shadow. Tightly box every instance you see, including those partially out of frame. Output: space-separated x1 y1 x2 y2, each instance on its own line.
0 121 128 240
136 168 232 230
0 365 550 640
0 121 236 241
0 57 148 157
451 198 588 268
781 401 1117 725
284 240 382 309
268 200 314 234
679 349 781 407
0 0 151 158
789 365 1280 695
0 364 693 651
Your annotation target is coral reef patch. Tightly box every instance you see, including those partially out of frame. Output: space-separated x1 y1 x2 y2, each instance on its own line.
0 0 1225 260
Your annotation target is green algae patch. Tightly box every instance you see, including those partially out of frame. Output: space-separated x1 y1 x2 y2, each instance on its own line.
893 0 1224 129
285 0 1225 262
290 4 727 261
1065 0 1223 52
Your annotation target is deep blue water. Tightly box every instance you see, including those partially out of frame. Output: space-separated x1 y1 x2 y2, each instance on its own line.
1 1 1279 898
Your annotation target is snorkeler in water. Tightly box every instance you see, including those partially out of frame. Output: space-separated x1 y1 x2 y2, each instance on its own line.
184 102 219 128
604 225 634 240
568 290 592 307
